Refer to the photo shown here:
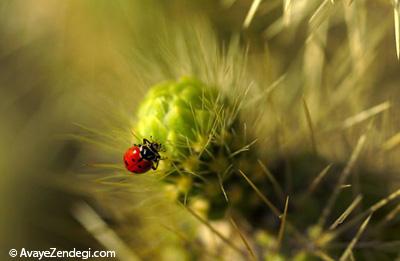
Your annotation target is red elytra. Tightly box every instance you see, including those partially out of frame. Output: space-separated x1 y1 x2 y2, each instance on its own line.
123 146 153 174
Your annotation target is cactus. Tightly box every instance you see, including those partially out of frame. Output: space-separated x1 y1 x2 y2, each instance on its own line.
133 76 257 220
72 1 400 260
135 77 218 159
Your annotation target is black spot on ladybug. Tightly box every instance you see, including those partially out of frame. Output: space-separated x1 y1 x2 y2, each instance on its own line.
131 158 135 162
124 160 129 166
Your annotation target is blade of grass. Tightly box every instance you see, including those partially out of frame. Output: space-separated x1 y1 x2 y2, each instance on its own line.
349 251 356 261
283 0 292 26
332 188 400 239
382 203 400 223
221 0 237 8
313 250 336 261
243 0 262 28
217 171 229 202
276 196 289 251
369 188 400 212
307 164 332 194
229 139 258 158
382 131 400 150
245 74 285 107
309 0 332 32
318 134 366 227
67 134 120 153
181 203 244 256
257 159 284 199
309 0 329 25
239 169 281 217
302 96 318 154
229 217 257 260
330 195 363 230
341 101 390 129
88 163 125 170
343 0 366 74
339 214 372 261
72 202 140 261
394 0 400 59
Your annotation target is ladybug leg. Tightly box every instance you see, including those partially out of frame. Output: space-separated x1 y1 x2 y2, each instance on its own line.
154 152 166 161
152 159 159 170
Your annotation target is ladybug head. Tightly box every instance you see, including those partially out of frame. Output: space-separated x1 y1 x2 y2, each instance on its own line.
145 136 165 153
150 141 163 152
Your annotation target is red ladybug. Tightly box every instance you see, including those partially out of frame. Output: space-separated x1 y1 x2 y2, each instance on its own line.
124 138 162 174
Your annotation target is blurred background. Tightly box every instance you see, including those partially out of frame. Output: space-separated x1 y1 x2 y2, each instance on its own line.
1 0 399 260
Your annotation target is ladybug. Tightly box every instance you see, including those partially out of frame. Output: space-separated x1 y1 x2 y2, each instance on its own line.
124 138 162 174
